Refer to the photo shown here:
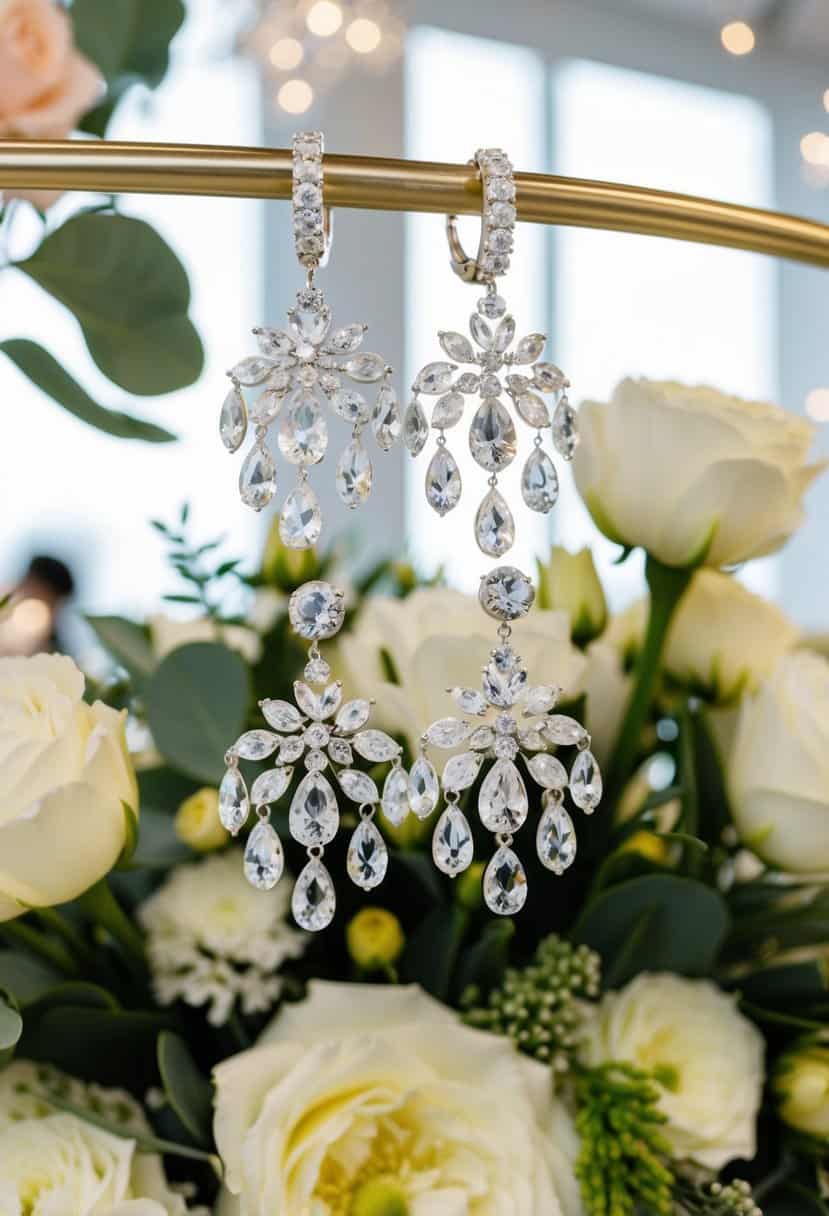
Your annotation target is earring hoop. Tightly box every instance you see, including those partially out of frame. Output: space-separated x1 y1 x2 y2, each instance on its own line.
446 148 517 284
292 130 333 269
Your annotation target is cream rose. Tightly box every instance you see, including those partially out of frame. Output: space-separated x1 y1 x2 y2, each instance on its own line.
0 1061 186 1214
574 379 822 568
0 652 137 922
536 546 607 643
213 981 583 1216
581 973 764 1169
730 650 829 873
580 640 629 768
774 1037 829 1140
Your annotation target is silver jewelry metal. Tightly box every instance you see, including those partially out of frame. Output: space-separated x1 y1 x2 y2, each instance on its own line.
218 579 408 932
406 147 577 559
220 130 400 547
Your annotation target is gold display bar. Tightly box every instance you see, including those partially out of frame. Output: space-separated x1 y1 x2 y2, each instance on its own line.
2 139 829 268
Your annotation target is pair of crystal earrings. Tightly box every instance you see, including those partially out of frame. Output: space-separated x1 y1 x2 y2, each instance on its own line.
218 137 601 930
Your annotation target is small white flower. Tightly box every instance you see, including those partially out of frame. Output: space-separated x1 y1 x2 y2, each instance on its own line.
138 851 307 1026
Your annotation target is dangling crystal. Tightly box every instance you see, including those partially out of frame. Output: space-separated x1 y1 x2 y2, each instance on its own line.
414 362 456 395
521 449 559 513
515 392 550 429
527 753 568 790
475 488 515 558
382 766 410 826
482 647 527 708
292 859 336 931
552 396 579 460
425 447 462 516
479 568 535 621
251 766 294 805
537 800 576 873
239 445 276 511
432 806 474 876
278 396 328 465
513 333 546 364
347 819 388 890
469 399 517 472
439 331 475 362
219 768 249 834
279 483 322 548
289 771 339 845
478 758 528 832
344 353 386 383
244 821 284 890
404 400 428 455
543 715 588 747
483 846 528 915
289 580 344 640
371 384 401 451
220 387 246 452
332 387 369 424
570 749 603 812
337 769 380 804
442 751 483 792
408 756 439 819
336 437 373 508
431 392 465 430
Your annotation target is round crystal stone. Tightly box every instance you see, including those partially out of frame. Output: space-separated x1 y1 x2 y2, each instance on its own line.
305 749 327 771
493 736 519 760
478 293 507 319
304 656 331 684
289 580 345 640
494 713 516 735
479 566 536 621
479 373 502 397
304 723 330 749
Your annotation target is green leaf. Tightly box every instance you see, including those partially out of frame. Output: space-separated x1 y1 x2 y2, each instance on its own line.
24 982 118 1019
116 803 139 869
573 874 729 987
0 994 23 1050
0 951 62 1004
157 1031 213 1145
16 214 203 395
130 808 191 870
145 642 250 783
736 960 827 1008
401 905 468 1000
22 1006 171 1087
87 615 156 685
137 766 199 814
0 340 176 442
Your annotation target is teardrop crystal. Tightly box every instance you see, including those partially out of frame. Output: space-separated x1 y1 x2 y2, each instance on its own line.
432 806 474 876
344 352 386 383
521 449 559 513
478 758 528 832
279 483 322 549
536 800 577 873
439 331 475 362
289 771 339 845
425 447 462 516
515 392 550 429
347 819 388 890
527 753 568 790
403 400 428 455
220 387 247 452
414 362 456 395
469 398 517 472
336 437 373 508
408 756 439 819
474 487 515 558
431 391 465 430
483 846 528 915
371 384 401 451
332 387 369 424
292 859 336 931
244 821 284 890
570 749 603 812
219 768 249 835
552 396 579 460
513 333 546 364
381 766 410 826
338 769 380 804
251 766 294 806
239 445 276 511
278 396 327 465
442 751 483 792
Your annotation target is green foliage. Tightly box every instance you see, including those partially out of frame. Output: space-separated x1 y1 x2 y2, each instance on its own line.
86 614 155 688
157 1031 213 1145
153 508 244 618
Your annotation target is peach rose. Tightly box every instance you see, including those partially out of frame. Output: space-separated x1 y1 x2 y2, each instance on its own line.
0 0 102 208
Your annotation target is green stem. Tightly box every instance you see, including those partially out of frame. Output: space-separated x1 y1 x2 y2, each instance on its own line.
33 907 97 968
604 555 694 808
77 879 146 969
0 920 78 976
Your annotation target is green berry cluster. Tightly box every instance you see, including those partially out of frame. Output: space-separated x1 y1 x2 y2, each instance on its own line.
574 1062 674 1216
676 1178 762 1216
461 935 601 1069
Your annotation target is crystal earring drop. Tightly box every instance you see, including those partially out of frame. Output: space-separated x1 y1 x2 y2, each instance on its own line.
218 579 407 931
221 131 401 546
420 565 602 916
407 148 577 557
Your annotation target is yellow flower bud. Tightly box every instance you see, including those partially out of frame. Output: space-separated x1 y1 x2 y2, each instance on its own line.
174 788 229 852
350 1177 409 1216
261 519 320 589
775 1039 829 1140
346 908 405 971
537 546 607 644
621 830 669 865
455 862 485 910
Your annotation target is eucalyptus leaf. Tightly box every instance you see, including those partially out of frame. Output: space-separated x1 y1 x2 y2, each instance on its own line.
22 1006 171 1087
157 1031 213 1145
130 808 191 870
0 951 61 1005
454 919 514 1001
0 341 175 442
401 905 468 1000
0 995 23 1050
87 615 156 684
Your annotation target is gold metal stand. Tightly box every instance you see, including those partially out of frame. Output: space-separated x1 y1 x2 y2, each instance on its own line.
2 139 829 268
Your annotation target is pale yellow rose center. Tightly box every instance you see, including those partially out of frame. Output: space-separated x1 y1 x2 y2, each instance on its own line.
313 1106 437 1215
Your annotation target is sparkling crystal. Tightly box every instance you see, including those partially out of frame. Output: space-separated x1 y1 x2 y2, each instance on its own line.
249 388 284 428
533 362 566 394
331 387 369 424
289 771 339 845
294 181 322 209
570 749 602 812
439 331 475 362
483 150 511 174
230 356 275 386
295 157 322 183
450 687 487 715
522 449 559 514
523 685 560 716
304 723 330 749
336 437 373 508
506 373 532 396
493 318 515 356
477 292 506 318
279 483 322 549
280 735 305 763
478 758 528 832
455 372 481 394
261 700 305 732
425 717 472 748
243 821 284 890
513 333 546 364
255 327 295 356
487 177 515 203
482 252 509 275
381 766 409 826
494 735 518 760
484 847 527 916
289 580 344 639
482 646 527 708
477 373 500 399
516 727 546 751
490 202 516 226
403 400 429 455
328 737 353 766
552 396 579 460
432 806 474 876
537 799 576 874
469 724 496 751
294 679 341 721
543 715 588 746
239 445 276 511
219 767 249 834
432 392 465 430
494 713 516 734
479 567 535 621
475 487 515 558
469 398 517 472
304 656 331 684
251 766 294 806
344 353 386 383
425 447 462 516
469 313 492 350
371 384 401 451
338 768 379 804
335 699 372 733
527 753 569 790
414 362 457 395
232 730 280 760
442 751 483 792
324 323 366 354
408 757 439 819
292 859 336 931
291 304 330 344
353 730 401 762
296 363 318 385
515 392 550 429
347 819 388 890
220 387 246 452
305 749 327 771
278 396 327 465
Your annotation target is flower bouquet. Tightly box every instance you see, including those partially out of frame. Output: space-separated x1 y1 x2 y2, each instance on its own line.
1 379 828 1215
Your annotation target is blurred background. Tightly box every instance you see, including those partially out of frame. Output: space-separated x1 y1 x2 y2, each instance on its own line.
1 0 828 648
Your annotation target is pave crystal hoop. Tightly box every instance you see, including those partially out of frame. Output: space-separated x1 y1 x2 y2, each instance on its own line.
292 130 332 269
446 148 517 284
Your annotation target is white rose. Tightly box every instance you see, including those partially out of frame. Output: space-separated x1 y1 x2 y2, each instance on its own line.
213 981 583 1216
730 651 829 873
0 1061 185 1214
581 641 629 768
0 653 137 922
580 973 764 1169
574 378 822 567
536 547 607 643
149 615 261 665
333 588 586 755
